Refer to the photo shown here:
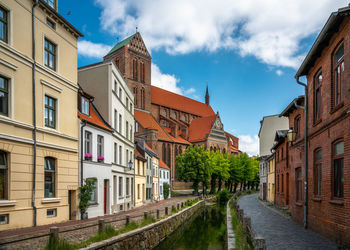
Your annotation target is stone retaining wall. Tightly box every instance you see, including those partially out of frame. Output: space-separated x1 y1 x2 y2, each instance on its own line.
80 200 205 250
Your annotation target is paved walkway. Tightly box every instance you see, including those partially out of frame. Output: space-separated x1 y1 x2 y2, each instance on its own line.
238 193 339 250
0 196 194 238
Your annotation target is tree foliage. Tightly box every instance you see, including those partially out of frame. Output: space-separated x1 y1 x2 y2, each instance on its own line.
79 178 96 218
163 182 170 199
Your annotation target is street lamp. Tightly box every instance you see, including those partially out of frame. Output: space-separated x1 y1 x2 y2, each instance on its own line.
128 160 133 170
287 128 296 142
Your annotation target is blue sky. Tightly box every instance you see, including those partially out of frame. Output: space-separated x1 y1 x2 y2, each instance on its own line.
59 0 348 155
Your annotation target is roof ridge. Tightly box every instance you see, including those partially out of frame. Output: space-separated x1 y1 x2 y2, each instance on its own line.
106 33 137 56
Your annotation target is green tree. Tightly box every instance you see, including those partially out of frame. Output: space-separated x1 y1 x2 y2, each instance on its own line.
176 145 211 194
239 153 253 191
79 178 96 219
228 154 243 193
163 182 170 199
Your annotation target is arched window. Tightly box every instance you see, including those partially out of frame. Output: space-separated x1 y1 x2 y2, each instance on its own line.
140 88 145 109
0 150 8 199
314 70 322 122
167 144 171 167
44 157 56 198
162 143 166 163
294 115 301 139
132 59 138 80
133 87 138 107
333 43 344 107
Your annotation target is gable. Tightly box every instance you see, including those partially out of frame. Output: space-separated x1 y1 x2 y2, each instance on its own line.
129 33 150 57
208 116 227 142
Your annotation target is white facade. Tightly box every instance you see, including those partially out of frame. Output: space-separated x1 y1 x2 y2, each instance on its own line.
79 61 135 213
159 167 170 200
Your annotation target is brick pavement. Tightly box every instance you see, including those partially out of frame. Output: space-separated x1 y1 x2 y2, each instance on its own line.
238 193 339 250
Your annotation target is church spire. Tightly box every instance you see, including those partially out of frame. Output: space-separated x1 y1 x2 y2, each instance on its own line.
205 82 210 106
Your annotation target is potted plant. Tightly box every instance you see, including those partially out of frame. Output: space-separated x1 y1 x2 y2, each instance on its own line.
97 155 104 163
84 153 92 160
79 178 96 220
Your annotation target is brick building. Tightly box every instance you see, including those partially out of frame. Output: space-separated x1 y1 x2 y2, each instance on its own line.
103 32 240 189
292 5 350 245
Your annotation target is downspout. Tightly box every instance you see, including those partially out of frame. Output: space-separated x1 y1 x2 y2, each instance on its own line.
295 76 308 229
32 0 39 227
80 120 86 220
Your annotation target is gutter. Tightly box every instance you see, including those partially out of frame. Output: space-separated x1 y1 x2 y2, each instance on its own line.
295 76 308 229
31 0 39 227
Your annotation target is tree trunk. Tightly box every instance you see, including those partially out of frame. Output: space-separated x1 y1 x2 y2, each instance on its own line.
234 183 238 193
218 178 222 191
210 175 216 194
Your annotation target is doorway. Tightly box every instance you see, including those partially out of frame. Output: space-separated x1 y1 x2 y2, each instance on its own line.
263 183 267 200
68 190 77 220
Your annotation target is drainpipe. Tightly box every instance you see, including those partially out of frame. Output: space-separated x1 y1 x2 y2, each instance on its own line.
80 120 86 220
295 76 308 229
32 0 39 227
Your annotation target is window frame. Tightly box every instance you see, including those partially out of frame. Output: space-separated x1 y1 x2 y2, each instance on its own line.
313 148 322 197
296 167 302 202
0 75 9 116
0 150 8 200
44 95 56 129
44 38 57 71
332 139 344 199
81 96 89 116
294 115 301 139
314 70 322 123
0 5 8 43
88 178 97 204
44 157 56 198
84 131 92 155
332 42 344 109
46 18 56 30
118 176 123 197
97 135 104 158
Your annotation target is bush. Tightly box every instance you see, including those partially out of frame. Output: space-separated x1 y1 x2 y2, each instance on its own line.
79 178 96 218
163 183 170 199
217 189 230 204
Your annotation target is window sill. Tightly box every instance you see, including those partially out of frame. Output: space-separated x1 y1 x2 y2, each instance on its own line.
41 198 61 204
329 199 344 206
312 197 322 202
295 201 303 207
0 200 17 207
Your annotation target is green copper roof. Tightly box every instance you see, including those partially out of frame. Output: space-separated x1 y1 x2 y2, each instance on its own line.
106 33 136 56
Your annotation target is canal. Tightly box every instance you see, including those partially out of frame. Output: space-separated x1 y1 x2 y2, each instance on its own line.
154 203 226 250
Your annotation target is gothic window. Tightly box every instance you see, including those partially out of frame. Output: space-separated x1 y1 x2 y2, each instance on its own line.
162 143 166 163
294 115 301 139
167 144 171 167
140 88 145 109
133 87 138 107
140 62 145 83
133 59 138 80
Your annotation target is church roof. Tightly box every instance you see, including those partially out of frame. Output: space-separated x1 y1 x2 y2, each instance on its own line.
106 33 136 56
188 115 217 143
151 86 215 117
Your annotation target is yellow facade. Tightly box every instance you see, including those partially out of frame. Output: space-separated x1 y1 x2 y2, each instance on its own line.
134 158 146 207
0 0 81 230
152 157 159 201
267 156 275 203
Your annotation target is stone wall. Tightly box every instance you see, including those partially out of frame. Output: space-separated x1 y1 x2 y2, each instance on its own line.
80 201 204 250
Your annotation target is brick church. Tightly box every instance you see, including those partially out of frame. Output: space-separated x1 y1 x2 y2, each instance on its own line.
104 32 240 188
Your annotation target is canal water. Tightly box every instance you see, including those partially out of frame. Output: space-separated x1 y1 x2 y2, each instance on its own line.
154 203 226 250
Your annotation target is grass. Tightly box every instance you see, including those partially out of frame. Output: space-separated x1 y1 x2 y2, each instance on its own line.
44 198 200 250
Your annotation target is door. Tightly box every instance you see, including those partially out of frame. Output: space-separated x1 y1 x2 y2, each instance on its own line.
68 190 72 220
263 183 267 200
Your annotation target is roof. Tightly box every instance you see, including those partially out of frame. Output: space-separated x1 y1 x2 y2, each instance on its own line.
134 147 146 161
151 86 215 117
296 6 350 76
106 33 136 56
159 159 170 170
272 130 288 150
38 0 83 37
188 115 216 143
78 103 112 132
145 143 159 158
225 131 239 152
134 110 172 142
280 96 304 117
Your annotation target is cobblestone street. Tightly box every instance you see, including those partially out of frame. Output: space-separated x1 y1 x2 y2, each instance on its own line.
238 193 339 250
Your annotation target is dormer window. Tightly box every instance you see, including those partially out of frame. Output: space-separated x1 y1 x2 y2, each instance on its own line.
81 97 89 116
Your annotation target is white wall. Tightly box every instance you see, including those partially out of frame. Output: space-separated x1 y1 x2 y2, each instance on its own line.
159 167 170 200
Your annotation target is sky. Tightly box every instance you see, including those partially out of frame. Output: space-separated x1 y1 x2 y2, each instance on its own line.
59 0 348 156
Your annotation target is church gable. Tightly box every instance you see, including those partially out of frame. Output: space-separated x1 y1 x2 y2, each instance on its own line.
208 115 227 141
129 33 150 58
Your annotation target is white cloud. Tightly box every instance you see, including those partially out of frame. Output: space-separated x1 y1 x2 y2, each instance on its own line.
184 88 196 95
151 63 182 94
78 40 112 58
238 134 259 156
94 0 348 69
276 70 283 76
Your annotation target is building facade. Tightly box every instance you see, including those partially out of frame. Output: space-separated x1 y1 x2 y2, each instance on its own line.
0 0 82 230
159 160 170 200
78 60 135 213
267 154 275 203
134 141 146 207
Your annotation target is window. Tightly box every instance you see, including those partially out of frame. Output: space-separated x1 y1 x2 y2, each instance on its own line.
119 114 122 133
314 71 322 122
97 135 104 157
0 6 8 43
85 131 92 155
114 109 117 130
161 109 166 117
140 62 145 83
88 178 97 203
126 98 129 110
119 87 122 99
46 18 55 29
281 174 284 193
140 88 145 109
114 143 117 163
44 0 56 9
296 167 302 202
126 178 129 196
47 209 57 217
130 103 132 112
113 176 117 204
114 80 117 92
138 184 140 199
0 214 9 224
119 146 122 165
115 58 120 69
133 59 138 80
44 39 56 70
0 151 8 200
181 114 186 122
130 125 133 141
167 172 169 179
131 178 133 200
135 121 139 133
294 115 301 139
314 149 322 196
126 121 129 138
0 76 8 116
44 157 55 198
333 43 344 107
81 97 89 115
119 176 123 197
333 140 344 198
44 95 56 128
133 87 138 107
126 149 129 166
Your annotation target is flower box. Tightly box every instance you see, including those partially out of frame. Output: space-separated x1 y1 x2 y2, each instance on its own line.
97 155 104 163
84 153 92 160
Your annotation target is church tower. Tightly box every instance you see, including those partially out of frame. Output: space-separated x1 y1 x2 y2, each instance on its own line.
205 84 210 106
103 32 152 111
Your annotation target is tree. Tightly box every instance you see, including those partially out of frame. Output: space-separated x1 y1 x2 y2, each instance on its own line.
79 178 96 219
239 153 253 191
228 154 243 193
210 151 230 192
176 145 211 194
163 182 170 199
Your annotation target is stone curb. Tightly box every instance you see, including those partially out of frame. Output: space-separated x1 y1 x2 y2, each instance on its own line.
256 196 291 220
227 198 235 250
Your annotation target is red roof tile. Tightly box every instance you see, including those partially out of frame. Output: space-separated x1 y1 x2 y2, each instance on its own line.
78 104 112 131
134 110 173 142
188 115 216 143
151 86 215 117
159 159 170 170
